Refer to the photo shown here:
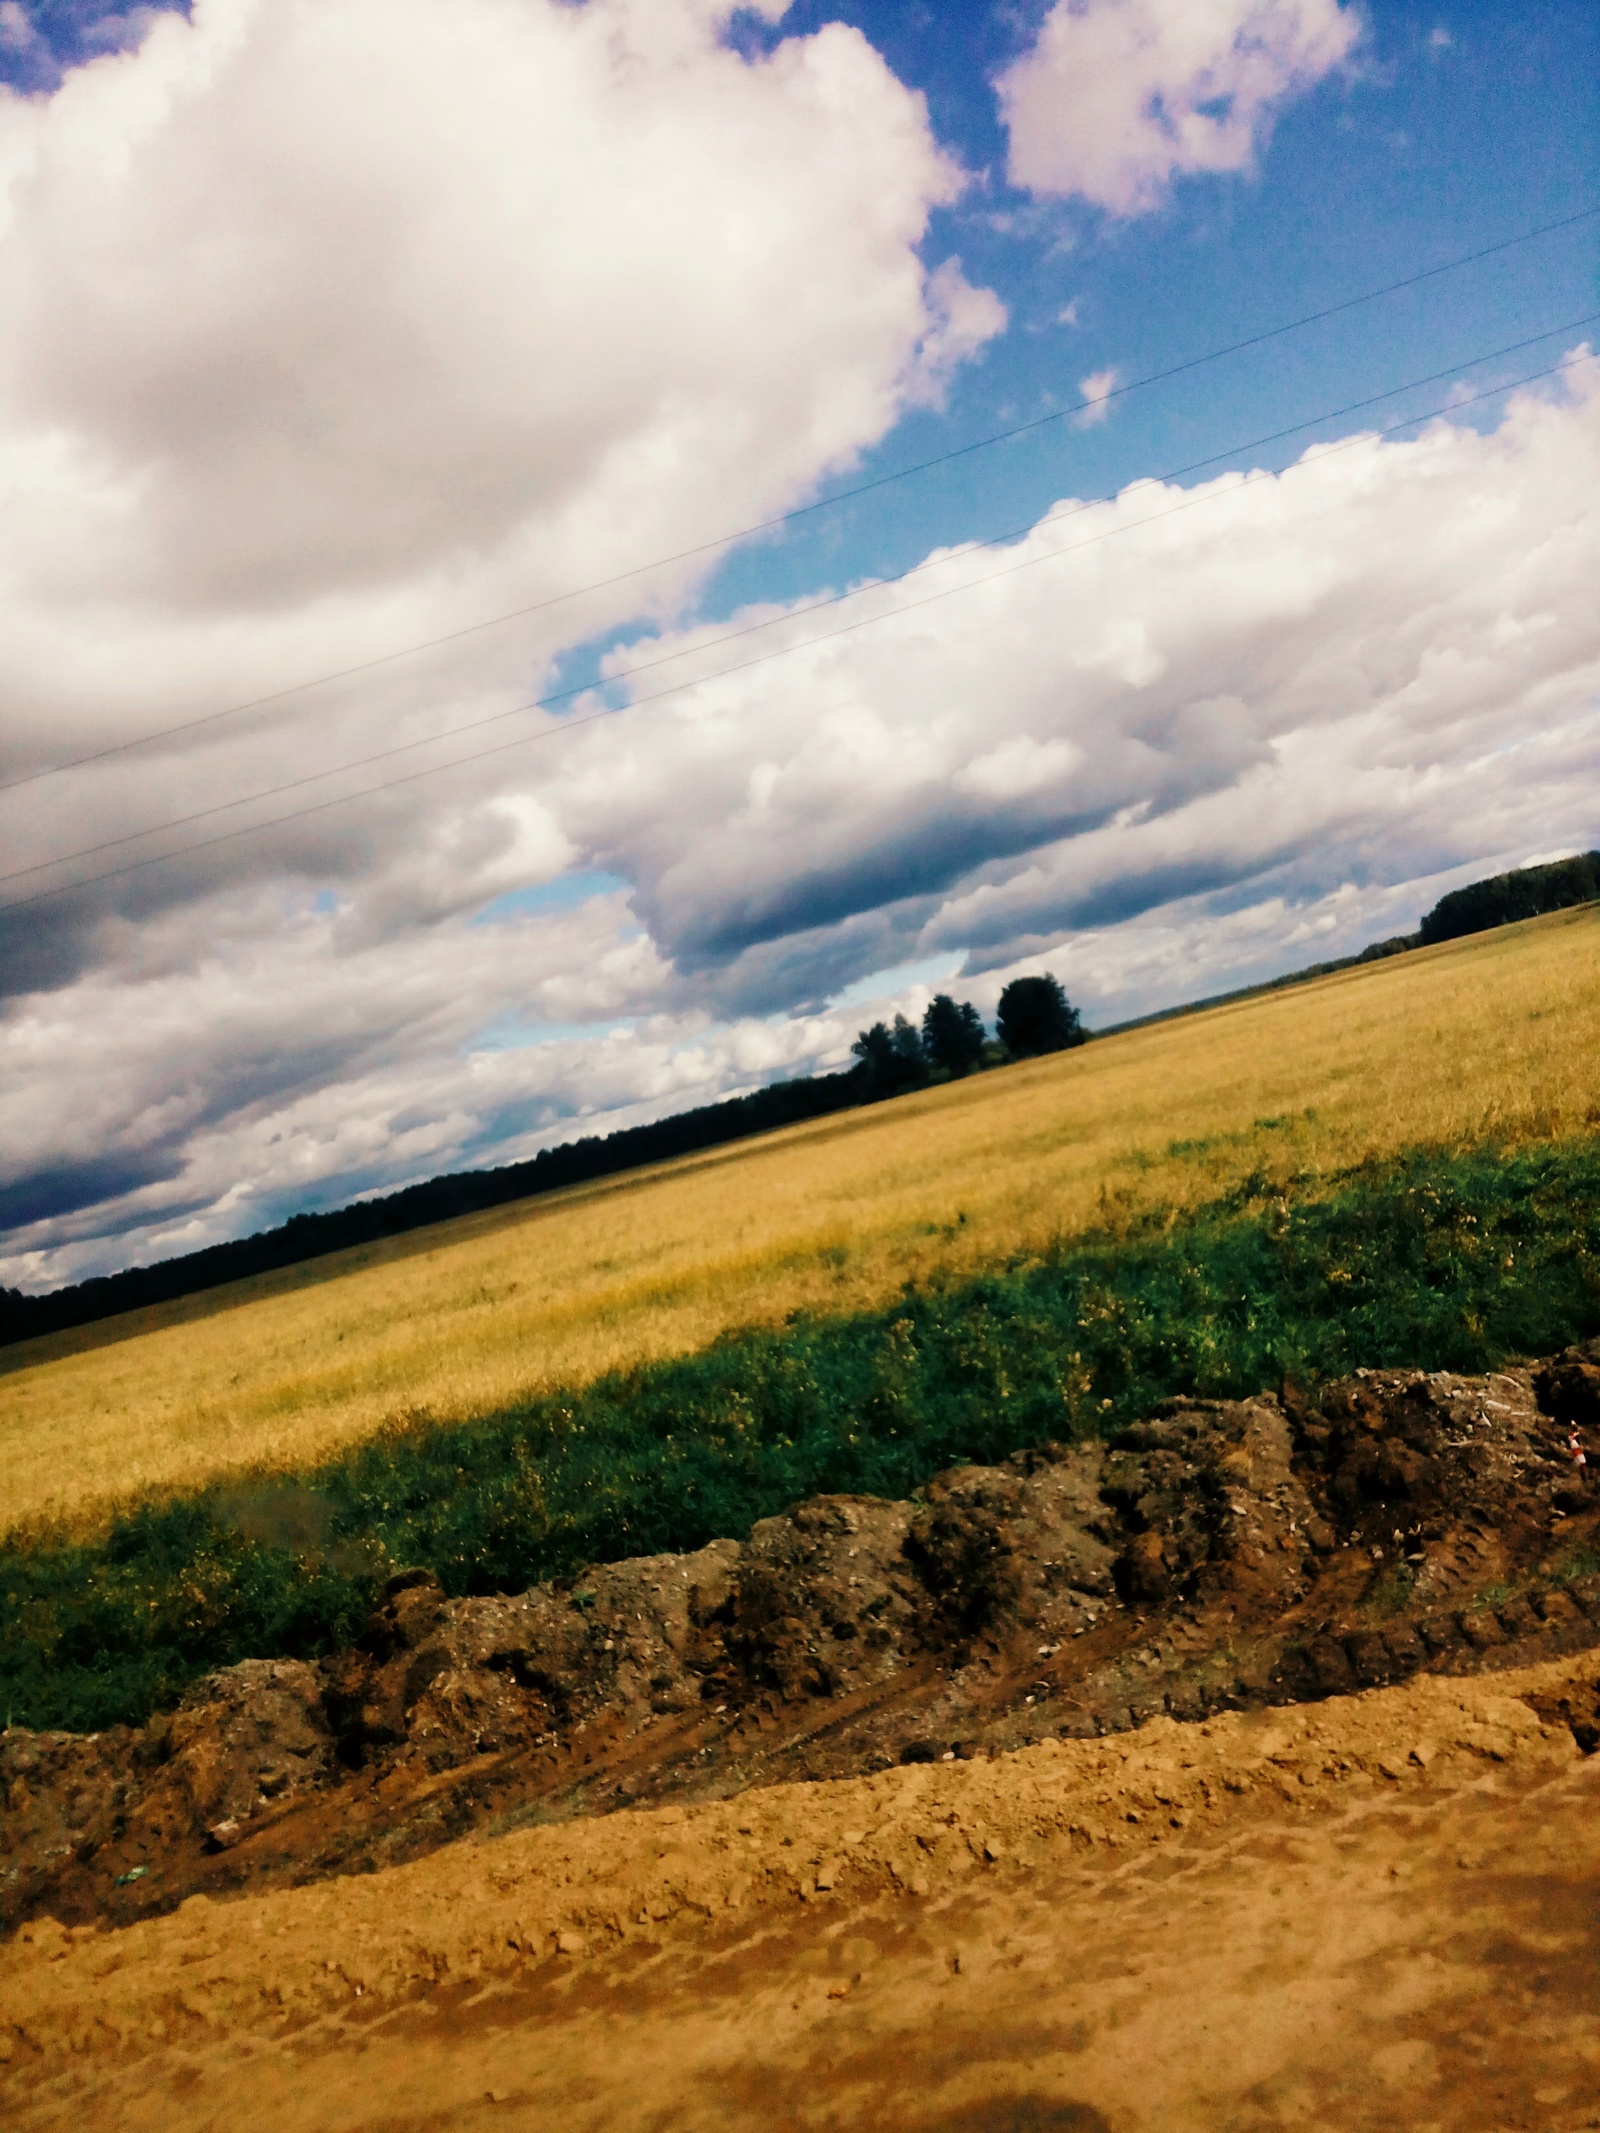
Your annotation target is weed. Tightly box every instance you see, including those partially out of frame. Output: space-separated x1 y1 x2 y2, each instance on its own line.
1366 1562 1417 1615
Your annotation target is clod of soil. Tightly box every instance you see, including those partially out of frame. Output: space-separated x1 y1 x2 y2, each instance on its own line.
5 1344 1600 1936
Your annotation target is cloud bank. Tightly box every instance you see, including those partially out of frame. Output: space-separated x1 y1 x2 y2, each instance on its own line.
6 360 1597 1288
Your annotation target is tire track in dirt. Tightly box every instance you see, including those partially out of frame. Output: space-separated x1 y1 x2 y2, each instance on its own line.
4 1649 1599 2128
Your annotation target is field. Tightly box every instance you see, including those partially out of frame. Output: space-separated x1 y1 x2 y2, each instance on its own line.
4 904 1598 1538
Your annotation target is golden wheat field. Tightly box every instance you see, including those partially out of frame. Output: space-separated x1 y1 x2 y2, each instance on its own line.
3 905 1597 1536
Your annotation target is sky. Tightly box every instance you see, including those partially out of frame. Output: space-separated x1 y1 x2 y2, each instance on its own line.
0 0 1596 1290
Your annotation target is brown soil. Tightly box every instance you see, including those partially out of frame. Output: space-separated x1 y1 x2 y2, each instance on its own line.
3 1654 1599 2128
5 1347 1600 2124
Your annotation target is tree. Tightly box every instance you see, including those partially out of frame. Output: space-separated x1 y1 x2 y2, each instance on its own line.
921 993 987 1078
850 1013 929 1096
996 974 1085 1058
850 1020 895 1081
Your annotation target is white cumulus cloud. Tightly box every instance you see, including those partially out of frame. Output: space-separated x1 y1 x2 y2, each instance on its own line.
998 0 1362 215
548 359 1600 1006
1075 365 1122 425
0 0 1000 989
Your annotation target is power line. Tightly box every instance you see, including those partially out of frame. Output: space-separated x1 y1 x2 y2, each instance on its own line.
6 338 1594 920
5 314 1595 898
1 200 1595 801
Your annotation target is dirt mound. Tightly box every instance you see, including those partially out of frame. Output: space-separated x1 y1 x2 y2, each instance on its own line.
3 1649 1598 2126
5 1345 1600 1936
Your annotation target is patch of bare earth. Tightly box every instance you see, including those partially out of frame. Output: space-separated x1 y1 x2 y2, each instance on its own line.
5 1348 1600 2125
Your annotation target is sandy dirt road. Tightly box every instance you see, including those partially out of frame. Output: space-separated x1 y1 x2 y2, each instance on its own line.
6 1661 1600 2131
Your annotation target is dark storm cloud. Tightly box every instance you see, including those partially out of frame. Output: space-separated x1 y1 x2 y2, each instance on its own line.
0 1153 178 1232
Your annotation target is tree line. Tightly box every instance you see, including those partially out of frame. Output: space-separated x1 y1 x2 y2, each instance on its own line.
1416 850 1600 946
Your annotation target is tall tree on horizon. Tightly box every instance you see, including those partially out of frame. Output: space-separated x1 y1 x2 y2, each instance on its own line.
996 974 1085 1058
851 1013 930 1096
921 993 987 1077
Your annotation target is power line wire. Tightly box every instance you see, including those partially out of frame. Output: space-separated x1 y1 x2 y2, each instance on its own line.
5 338 1593 919
1 200 1595 801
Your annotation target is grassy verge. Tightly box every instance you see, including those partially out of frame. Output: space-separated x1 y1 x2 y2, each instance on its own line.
5 1140 1599 1734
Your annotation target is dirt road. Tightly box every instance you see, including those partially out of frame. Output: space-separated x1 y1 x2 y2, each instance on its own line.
6 1654 1599 2131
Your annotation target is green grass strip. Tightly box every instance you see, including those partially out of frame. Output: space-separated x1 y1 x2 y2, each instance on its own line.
5 1141 1600 1734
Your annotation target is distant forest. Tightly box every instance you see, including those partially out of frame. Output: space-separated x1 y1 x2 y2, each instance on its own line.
2 853 1595 1349
1416 850 1600 946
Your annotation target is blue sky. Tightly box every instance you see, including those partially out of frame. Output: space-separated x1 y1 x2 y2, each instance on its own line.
0 0 1596 1283
705 1 1600 604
